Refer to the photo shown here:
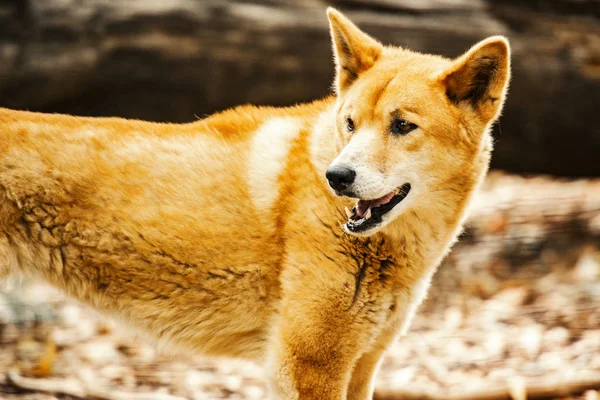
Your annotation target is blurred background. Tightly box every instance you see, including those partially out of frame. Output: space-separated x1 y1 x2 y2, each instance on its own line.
0 1 599 399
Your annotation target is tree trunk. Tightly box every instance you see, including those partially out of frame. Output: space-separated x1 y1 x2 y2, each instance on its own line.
0 0 598 176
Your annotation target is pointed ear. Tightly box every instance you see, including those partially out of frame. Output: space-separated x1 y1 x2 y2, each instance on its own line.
327 8 382 93
440 36 511 121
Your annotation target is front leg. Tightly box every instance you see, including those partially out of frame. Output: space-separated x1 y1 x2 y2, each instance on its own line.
347 278 433 399
346 326 397 400
266 263 389 400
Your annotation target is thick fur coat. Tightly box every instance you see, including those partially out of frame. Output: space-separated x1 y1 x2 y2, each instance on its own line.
0 8 510 400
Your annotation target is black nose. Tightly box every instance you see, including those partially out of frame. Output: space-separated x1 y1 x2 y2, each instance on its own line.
326 166 356 191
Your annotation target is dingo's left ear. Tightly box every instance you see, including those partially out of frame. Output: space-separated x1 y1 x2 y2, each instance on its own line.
440 36 511 122
327 7 382 93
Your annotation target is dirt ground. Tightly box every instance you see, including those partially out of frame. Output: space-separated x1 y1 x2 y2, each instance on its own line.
1 172 599 400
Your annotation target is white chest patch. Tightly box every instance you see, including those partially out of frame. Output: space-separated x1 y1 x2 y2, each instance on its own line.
247 118 301 212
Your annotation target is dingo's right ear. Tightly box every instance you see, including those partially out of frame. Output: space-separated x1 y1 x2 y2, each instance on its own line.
440 36 511 122
327 8 382 94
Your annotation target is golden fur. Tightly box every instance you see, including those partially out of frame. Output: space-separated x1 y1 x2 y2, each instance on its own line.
0 8 510 399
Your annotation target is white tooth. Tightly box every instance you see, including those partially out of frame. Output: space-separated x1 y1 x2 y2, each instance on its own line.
345 207 352 219
364 208 372 220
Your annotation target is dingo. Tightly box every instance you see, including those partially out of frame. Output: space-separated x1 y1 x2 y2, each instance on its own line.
0 8 510 399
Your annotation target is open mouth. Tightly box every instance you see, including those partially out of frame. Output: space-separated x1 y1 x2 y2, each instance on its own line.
345 183 411 233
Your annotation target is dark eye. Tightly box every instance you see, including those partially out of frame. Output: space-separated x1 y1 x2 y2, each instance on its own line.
390 118 417 135
346 117 355 132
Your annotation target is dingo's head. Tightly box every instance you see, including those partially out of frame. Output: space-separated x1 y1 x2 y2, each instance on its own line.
324 8 510 236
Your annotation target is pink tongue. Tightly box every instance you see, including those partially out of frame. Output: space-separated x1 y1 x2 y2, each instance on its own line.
356 192 395 217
